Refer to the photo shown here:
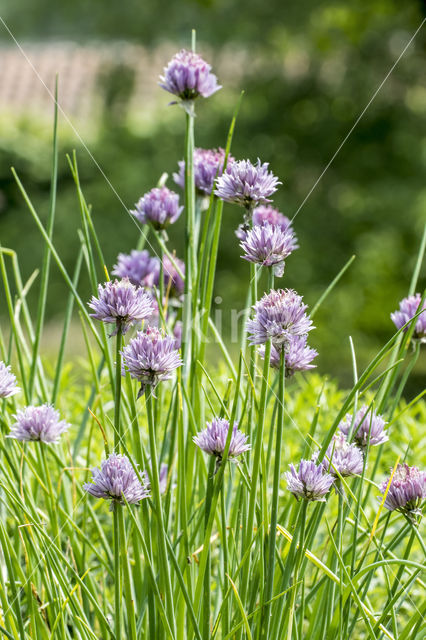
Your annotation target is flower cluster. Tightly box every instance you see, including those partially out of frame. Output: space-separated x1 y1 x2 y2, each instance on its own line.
83 453 150 510
240 222 298 276
252 205 292 231
285 459 334 502
380 463 426 517
314 431 364 478
0 361 20 399
131 187 183 230
8 404 70 444
112 250 160 288
121 326 182 397
258 336 318 377
339 405 388 448
193 418 250 468
159 49 221 102
173 147 232 196
391 293 426 342
247 289 313 348
215 159 281 211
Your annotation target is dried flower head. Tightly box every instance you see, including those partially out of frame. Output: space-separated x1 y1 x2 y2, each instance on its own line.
159 49 221 101
88 278 154 336
8 404 70 443
121 326 182 397
193 418 250 469
240 222 298 276
285 459 334 501
339 405 388 448
391 294 426 342
112 250 160 288
380 463 426 518
0 361 20 398
258 335 317 376
173 147 232 196
246 289 314 348
314 431 364 477
215 159 281 211
83 453 150 510
131 187 183 230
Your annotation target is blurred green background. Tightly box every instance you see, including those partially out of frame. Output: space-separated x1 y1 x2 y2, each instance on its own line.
0 0 425 391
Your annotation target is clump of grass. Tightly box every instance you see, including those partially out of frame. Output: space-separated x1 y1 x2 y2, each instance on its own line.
0 32 425 640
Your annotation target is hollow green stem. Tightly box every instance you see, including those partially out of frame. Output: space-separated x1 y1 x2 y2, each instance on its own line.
118 506 137 640
114 327 123 451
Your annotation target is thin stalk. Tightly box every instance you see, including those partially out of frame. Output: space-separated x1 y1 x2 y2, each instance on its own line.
114 327 123 451
146 390 176 636
113 506 122 640
286 500 307 640
182 108 195 377
263 346 285 637
203 456 216 640
118 506 137 640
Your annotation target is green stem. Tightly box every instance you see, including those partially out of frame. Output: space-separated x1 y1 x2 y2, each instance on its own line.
263 347 285 637
286 500 307 640
39 444 59 539
113 506 122 640
114 327 123 451
203 456 216 640
118 506 137 640
146 391 176 636
182 109 195 377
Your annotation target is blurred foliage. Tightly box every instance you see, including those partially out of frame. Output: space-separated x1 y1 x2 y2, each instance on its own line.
0 0 425 391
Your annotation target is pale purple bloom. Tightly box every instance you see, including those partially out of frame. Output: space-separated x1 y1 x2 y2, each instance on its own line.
112 250 160 288
131 187 183 230
391 294 426 342
252 206 292 232
8 404 70 443
258 335 317 376
121 326 182 397
285 459 334 501
380 463 426 516
88 278 154 336
158 255 185 298
159 49 221 101
193 418 250 468
215 159 281 210
235 205 294 241
247 289 314 347
313 432 364 477
83 453 150 510
173 321 182 349
173 147 232 196
0 361 20 398
339 405 388 448
240 222 298 276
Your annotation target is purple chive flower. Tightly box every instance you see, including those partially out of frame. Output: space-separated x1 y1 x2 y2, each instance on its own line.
83 453 150 510
88 278 154 336
0 361 20 398
391 294 426 342
252 205 292 232
258 335 317 377
121 326 183 397
247 289 314 348
112 250 160 288
215 159 281 211
131 187 183 230
380 463 426 517
8 404 70 443
313 432 364 478
193 418 250 469
159 49 221 101
339 405 388 448
159 255 185 298
285 459 334 502
173 147 232 196
240 222 298 276
173 321 182 349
